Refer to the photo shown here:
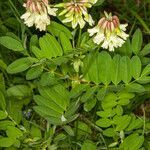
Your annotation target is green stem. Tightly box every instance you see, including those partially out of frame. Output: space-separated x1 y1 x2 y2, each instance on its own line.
77 28 82 47
142 105 146 136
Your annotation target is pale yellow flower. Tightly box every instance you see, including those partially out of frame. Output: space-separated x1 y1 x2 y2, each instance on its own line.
55 0 95 29
88 12 129 51
21 0 57 31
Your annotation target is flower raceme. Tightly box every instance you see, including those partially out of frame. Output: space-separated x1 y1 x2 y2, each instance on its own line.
55 0 97 29
21 0 57 31
88 12 129 51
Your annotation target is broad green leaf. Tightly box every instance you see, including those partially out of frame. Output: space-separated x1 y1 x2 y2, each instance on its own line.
125 83 145 93
117 38 132 56
111 55 121 85
140 43 150 56
83 51 112 84
96 87 107 101
80 86 98 102
70 84 88 98
0 137 16 147
118 99 130 106
47 21 72 39
141 64 150 76
59 32 72 53
30 126 42 139
0 91 6 110
84 98 97 112
126 116 143 131
113 115 131 131
119 133 144 150
81 140 96 150
131 56 141 79
7 57 37 74
98 51 112 85
7 85 32 98
38 84 69 111
46 116 62 125
34 95 64 113
0 110 7 120
39 33 63 59
29 35 38 51
6 126 23 138
102 93 118 110
34 106 62 118
120 56 132 84
97 109 116 118
117 92 135 99
53 133 66 142
137 76 150 84
115 105 123 116
96 118 112 128
103 128 116 137
0 74 5 92
0 59 7 70
0 121 14 130
132 28 143 54
40 72 58 86
83 52 99 83
63 125 74 136
64 101 79 118
0 36 24 52
26 66 43 80
32 46 44 59
78 121 91 134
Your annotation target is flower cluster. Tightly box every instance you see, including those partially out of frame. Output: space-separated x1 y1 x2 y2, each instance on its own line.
55 0 96 29
21 1 129 51
21 0 57 31
88 12 129 51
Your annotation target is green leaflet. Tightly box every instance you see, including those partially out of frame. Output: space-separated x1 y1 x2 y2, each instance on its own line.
0 90 6 110
26 66 43 80
82 51 141 85
0 36 24 52
119 133 144 150
83 51 112 85
111 55 121 85
59 32 73 53
0 110 7 120
7 85 32 98
34 84 71 125
32 33 63 59
39 33 63 59
120 56 132 84
132 28 143 54
131 56 141 79
81 140 96 150
38 84 69 111
7 57 38 74
33 95 64 113
47 21 72 39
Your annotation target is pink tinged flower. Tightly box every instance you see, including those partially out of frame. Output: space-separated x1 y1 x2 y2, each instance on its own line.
88 11 129 51
55 0 94 29
20 0 57 31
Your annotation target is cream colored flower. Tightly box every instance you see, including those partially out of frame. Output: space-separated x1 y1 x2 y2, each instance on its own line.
55 0 95 29
88 12 129 51
61 115 67 122
21 0 57 31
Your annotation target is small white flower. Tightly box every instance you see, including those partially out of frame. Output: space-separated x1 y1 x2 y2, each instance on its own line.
61 115 67 122
88 12 129 51
21 0 57 31
55 0 95 29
